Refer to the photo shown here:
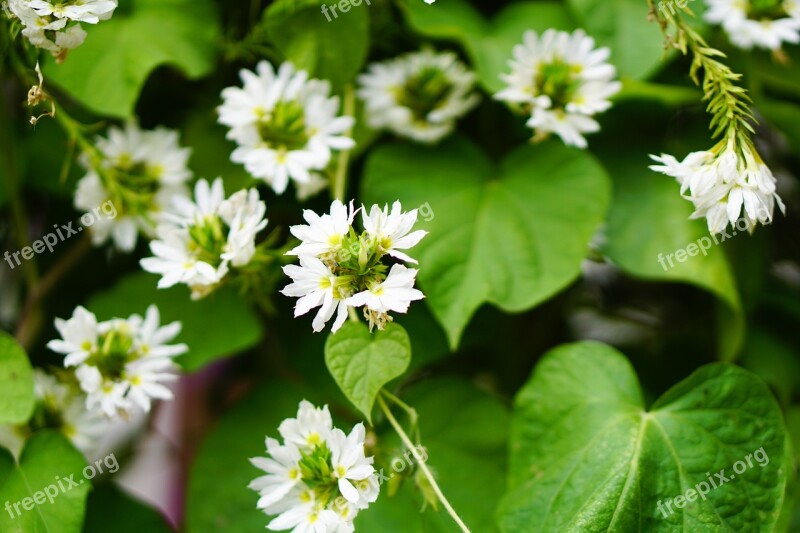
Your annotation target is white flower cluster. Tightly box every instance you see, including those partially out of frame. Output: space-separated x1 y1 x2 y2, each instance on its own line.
705 0 800 50
140 178 268 299
495 29 621 148
250 401 379 532
218 61 354 198
0 369 108 458
282 200 426 333
357 49 479 144
75 122 192 252
6 0 117 59
650 144 785 234
47 305 187 419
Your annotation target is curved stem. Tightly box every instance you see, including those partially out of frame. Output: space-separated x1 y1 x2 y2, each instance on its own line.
377 393 471 533
332 85 356 202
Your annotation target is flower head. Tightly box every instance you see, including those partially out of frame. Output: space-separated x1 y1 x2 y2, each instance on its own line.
75 122 192 252
704 0 800 50
650 143 785 234
47 305 186 419
218 61 354 197
140 178 269 299
250 401 378 532
495 29 621 148
282 200 427 333
358 49 479 144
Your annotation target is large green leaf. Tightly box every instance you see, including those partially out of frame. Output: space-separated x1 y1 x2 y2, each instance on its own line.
264 0 369 92
0 332 34 425
325 321 411 423
45 0 220 117
355 378 510 532
87 272 263 371
566 0 666 80
185 381 310 532
0 431 90 533
401 0 575 92
498 341 788 532
361 137 611 348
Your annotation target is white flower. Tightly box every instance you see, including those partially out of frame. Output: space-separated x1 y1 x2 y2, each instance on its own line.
650 145 785 234
218 61 355 196
495 29 621 148
358 49 479 144
75 122 192 252
288 200 357 258
282 200 426 332
250 401 379 532
140 178 268 299
347 264 425 314
281 256 350 334
705 0 800 50
361 201 427 263
7 0 116 57
0 369 108 458
48 305 186 419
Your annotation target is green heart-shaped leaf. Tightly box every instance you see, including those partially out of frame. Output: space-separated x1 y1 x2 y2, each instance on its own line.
325 321 411 423
498 341 788 532
0 332 34 425
361 137 611 348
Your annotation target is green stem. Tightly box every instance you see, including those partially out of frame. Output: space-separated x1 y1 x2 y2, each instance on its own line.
332 85 356 202
381 389 419 441
377 394 471 533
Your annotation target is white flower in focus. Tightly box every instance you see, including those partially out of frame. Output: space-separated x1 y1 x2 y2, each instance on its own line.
281 257 350 333
704 0 800 50
650 145 785 234
288 200 357 258
347 264 425 314
358 49 479 144
140 178 268 299
48 305 186 419
75 122 192 252
250 401 379 532
495 29 621 148
218 61 355 196
361 201 427 263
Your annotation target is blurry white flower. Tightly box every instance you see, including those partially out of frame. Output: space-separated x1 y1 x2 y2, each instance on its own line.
650 144 785 234
495 29 621 148
75 122 192 252
705 0 800 50
282 200 427 333
140 178 268 299
250 401 378 532
0 369 108 458
7 0 116 58
48 305 186 419
218 61 354 196
358 49 479 143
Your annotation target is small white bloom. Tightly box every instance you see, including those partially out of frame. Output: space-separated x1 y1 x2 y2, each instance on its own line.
361 201 427 263
281 257 350 333
75 122 192 252
288 200 357 258
495 29 621 148
705 0 800 50
358 49 479 143
250 401 379 531
28 0 116 24
140 178 268 299
218 61 354 196
49 305 186 419
650 145 785 234
347 264 425 314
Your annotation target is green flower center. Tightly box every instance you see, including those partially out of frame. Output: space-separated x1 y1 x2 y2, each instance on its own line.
747 0 788 20
396 66 454 122
107 153 163 217
297 442 343 507
536 58 582 110
86 327 137 379
257 100 310 152
188 215 229 268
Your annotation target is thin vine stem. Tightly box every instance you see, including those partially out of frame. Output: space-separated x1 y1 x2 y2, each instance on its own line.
332 84 356 202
